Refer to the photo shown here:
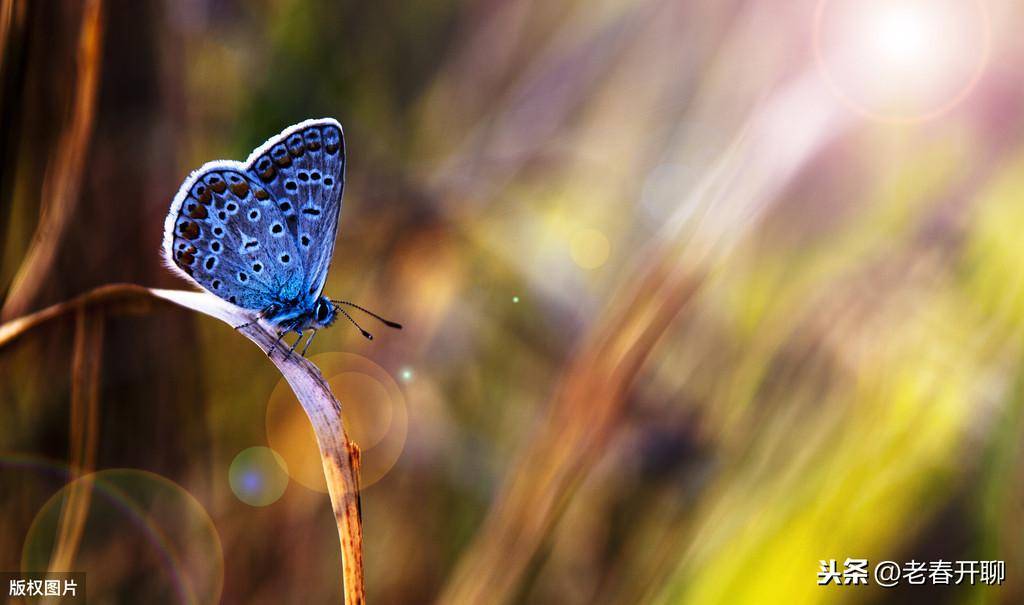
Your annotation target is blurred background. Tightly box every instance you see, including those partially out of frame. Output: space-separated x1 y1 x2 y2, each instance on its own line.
1 0 1023 603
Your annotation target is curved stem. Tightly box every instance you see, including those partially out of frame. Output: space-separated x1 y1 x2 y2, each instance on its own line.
0 283 366 604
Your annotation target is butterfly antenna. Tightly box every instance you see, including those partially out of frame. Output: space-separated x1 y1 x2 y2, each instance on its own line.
335 306 374 340
331 300 403 330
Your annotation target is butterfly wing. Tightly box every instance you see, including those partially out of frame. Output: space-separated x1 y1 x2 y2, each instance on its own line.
162 164 306 311
245 118 345 302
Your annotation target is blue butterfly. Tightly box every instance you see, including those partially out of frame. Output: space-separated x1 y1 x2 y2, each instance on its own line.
162 118 400 356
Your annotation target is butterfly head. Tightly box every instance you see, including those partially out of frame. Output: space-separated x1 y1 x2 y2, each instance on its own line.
312 296 338 329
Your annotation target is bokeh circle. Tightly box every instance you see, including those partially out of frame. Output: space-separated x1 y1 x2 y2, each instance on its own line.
21 468 224 605
266 352 408 492
570 228 611 269
228 446 290 506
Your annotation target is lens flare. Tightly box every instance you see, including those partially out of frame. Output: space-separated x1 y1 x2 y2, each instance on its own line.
869 5 933 70
814 0 990 122
22 469 224 605
266 353 408 492
228 447 289 507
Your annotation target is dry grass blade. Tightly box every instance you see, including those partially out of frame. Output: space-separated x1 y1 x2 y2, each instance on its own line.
149 288 366 605
1 0 103 321
0 284 149 348
0 284 366 605
45 307 103 592
438 65 843 603
439 253 702 605
0 0 16 70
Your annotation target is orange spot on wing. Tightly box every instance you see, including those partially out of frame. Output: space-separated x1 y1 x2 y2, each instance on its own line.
230 182 250 197
178 221 200 239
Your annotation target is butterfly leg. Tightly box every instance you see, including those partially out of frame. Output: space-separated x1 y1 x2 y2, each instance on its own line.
234 318 258 330
300 329 318 357
286 331 305 359
267 320 296 358
267 331 287 357
234 304 279 330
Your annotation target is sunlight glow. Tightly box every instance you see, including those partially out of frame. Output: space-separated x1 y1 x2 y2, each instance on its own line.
868 4 936 72
815 0 989 121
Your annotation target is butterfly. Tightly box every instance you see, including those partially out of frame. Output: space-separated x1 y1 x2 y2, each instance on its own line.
162 118 400 356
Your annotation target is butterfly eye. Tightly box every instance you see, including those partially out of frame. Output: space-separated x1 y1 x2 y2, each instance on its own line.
315 300 331 323
285 180 297 192
323 177 334 187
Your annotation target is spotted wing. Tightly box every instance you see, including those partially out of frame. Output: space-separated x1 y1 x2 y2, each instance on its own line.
246 118 345 302
163 165 305 311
